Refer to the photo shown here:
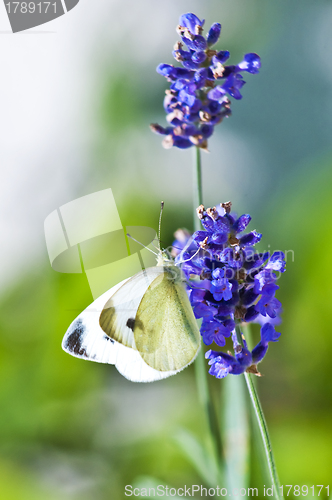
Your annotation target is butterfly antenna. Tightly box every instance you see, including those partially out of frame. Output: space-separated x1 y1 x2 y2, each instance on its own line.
178 247 201 265
150 238 163 252
158 201 164 252
126 233 158 256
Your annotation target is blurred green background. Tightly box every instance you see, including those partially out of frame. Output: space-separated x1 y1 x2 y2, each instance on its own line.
1 0 332 498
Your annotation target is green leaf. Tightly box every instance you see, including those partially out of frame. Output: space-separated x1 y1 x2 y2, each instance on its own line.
173 427 219 487
222 374 250 497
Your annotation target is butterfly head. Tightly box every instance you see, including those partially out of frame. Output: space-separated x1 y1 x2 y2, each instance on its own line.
156 248 174 267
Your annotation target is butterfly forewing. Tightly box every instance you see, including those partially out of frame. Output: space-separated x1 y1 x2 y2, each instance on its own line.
62 277 181 382
99 267 164 348
133 267 200 372
63 263 201 382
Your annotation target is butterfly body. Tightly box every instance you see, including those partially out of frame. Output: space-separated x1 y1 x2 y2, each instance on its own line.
62 259 201 382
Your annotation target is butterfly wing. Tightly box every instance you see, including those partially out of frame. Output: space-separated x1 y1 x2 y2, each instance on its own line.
62 272 185 382
132 267 201 371
99 267 163 349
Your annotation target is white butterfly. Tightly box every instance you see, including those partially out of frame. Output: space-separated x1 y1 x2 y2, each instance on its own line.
62 252 201 382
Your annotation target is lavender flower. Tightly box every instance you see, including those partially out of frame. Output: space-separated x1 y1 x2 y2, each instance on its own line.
206 323 281 379
150 12 261 150
174 202 285 377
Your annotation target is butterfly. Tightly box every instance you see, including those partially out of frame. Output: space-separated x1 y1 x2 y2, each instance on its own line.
62 206 201 382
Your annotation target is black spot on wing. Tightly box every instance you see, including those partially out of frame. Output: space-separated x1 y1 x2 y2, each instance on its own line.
64 319 88 357
126 318 135 331
130 316 144 332
104 335 114 343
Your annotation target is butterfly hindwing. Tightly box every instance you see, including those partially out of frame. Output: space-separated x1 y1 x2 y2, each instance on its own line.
133 267 201 371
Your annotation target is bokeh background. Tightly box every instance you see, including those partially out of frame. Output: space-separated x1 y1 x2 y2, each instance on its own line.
1 0 332 498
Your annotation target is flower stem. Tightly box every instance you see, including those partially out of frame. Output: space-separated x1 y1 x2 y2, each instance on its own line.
193 146 203 231
195 347 222 467
244 371 283 500
192 146 223 471
236 325 283 498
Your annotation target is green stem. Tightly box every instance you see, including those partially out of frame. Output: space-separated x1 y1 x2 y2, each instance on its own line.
195 345 223 467
238 326 283 500
192 146 223 472
193 146 203 231
244 373 283 499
